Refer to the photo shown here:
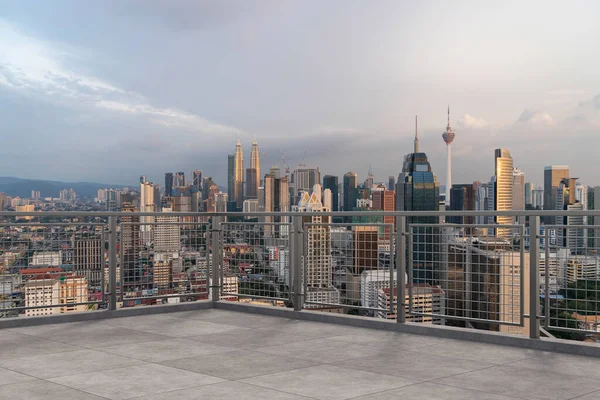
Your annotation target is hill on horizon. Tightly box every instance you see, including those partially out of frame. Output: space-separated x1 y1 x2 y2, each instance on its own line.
0 177 130 199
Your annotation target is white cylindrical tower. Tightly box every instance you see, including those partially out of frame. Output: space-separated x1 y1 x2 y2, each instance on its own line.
442 106 455 208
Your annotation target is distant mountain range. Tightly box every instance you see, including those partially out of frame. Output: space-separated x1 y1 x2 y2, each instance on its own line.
0 177 129 199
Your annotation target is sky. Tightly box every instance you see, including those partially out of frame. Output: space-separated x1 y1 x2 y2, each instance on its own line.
1 0 599 188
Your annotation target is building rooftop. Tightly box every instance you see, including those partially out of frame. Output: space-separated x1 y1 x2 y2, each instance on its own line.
2 308 600 400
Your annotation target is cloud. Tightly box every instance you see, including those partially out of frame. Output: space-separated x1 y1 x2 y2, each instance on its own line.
516 109 554 125
0 19 242 135
457 114 489 129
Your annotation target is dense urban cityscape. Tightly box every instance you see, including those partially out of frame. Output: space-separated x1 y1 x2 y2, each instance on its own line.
1 109 599 343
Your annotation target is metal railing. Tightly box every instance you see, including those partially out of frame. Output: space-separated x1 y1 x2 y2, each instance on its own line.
1 210 600 343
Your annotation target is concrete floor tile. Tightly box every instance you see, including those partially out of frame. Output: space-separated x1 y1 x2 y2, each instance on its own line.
0 366 36 386
0 380 106 399
352 382 517 400
255 337 380 363
103 338 237 362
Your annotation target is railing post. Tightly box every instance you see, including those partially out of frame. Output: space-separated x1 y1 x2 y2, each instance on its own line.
529 216 540 339
292 215 304 311
396 215 406 323
108 216 117 311
211 216 222 302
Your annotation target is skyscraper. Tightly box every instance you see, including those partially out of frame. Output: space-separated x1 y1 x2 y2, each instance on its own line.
555 177 584 252
512 168 525 211
292 167 321 202
264 173 290 237
388 176 395 191
121 202 140 292
442 108 455 208
164 173 174 197
140 178 155 244
343 172 358 212
245 168 258 199
588 186 600 249
524 182 533 207
322 175 339 212
372 189 395 240
175 172 185 187
449 184 475 225
235 139 244 210
251 136 261 187
494 149 514 239
544 165 570 223
192 170 202 192
74 238 103 286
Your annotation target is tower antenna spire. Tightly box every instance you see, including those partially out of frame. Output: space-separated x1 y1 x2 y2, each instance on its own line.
414 115 419 153
447 105 450 128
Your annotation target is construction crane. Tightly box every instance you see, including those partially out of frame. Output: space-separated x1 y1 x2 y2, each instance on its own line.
280 149 291 176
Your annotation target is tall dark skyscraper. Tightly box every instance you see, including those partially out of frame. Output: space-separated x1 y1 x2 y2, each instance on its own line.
388 176 395 191
449 184 475 225
343 172 358 212
164 173 174 197
322 175 339 212
245 168 258 199
235 139 244 210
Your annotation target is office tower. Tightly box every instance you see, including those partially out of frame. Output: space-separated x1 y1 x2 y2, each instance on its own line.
449 184 475 225
251 136 261 186
388 176 395 191
343 172 358 213
121 203 140 292
140 179 155 244
352 226 379 275
512 168 525 211
544 166 570 223
174 172 185 187
322 175 339 212
155 207 180 252
191 189 201 212
525 182 533 207
246 168 258 199
372 190 395 240
441 109 456 208
0 192 6 210
215 193 228 212
365 165 374 190
532 187 544 209
227 154 235 201
202 177 214 201
556 178 584 252
323 188 332 211
294 188 340 307
264 174 290 237
165 173 174 197
74 238 103 286
205 184 219 212
494 149 514 239
588 187 600 249
192 170 202 191
234 139 244 210
292 167 321 202
243 199 259 215
153 185 161 211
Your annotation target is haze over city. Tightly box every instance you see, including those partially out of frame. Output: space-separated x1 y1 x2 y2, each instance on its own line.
1 0 600 186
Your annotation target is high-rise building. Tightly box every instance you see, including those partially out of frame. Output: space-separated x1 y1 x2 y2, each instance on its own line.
264 174 290 237
555 178 585 252
215 193 228 212
474 181 488 225
155 207 180 253
121 202 140 292
165 173 174 197
74 238 103 286
251 137 261 187
24 276 88 317
245 168 258 199
352 225 379 275
588 186 600 249
175 172 185 187
525 182 533 207
192 170 202 192
322 175 339 212
512 168 525 211
343 172 358 213
441 109 456 208
449 184 475 225
139 179 155 244
372 190 395 240
544 166 570 223
388 176 395 191
494 149 514 239
227 154 235 202
235 139 244 210
203 177 215 201
292 167 321 202
294 188 340 307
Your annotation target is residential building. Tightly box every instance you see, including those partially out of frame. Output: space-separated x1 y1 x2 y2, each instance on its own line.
544 166 570 223
361 269 397 309
155 207 180 253
377 285 445 324
74 238 103 286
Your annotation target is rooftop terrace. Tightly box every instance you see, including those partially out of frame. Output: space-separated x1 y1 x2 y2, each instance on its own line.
2 305 600 400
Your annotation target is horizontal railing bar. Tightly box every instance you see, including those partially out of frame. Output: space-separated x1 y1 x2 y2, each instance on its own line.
223 293 290 302
408 311 524 327
303 301 388 312
0 301 104 312
119 292 208 303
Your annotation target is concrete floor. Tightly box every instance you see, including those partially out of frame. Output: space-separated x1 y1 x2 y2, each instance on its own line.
1 309 600 400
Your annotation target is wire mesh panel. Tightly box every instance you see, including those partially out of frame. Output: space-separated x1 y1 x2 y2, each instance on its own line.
408 223 525 331
118 218 210 308
0 219 106 318
302 222 394 316
219 221 291 304
543 224 600 335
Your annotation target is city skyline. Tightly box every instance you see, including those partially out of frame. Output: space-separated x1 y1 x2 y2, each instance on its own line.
1 2 600 186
